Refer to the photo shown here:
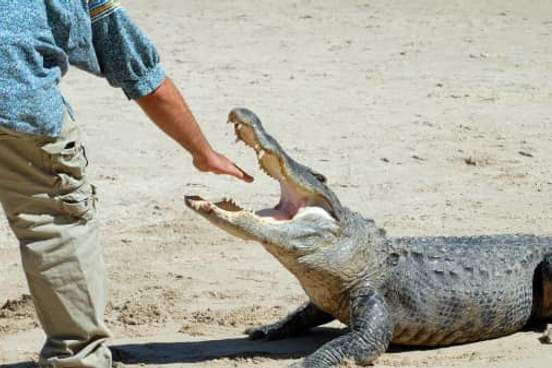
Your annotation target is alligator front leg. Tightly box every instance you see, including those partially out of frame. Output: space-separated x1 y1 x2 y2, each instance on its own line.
245 302 334 340
290 290 393 368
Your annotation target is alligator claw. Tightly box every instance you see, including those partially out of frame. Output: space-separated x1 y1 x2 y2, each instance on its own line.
244 324 287 340
244 326 266 340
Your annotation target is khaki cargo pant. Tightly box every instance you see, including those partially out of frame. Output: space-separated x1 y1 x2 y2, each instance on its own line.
0 119 111 368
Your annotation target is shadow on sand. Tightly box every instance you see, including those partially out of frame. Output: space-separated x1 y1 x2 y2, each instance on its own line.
2 323 549 367
0 327 354 367
109 327 343 365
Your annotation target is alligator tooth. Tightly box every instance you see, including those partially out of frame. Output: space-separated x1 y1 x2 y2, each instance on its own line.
258 164 274 179
257 149 266 159
236 123 243 130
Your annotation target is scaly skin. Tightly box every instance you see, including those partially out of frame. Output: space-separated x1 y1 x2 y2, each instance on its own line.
185 108 552 367
385 234 552 346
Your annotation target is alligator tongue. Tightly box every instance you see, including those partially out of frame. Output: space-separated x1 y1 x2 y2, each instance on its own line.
256 208 292 221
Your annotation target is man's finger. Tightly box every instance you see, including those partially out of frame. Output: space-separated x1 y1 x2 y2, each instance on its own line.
232 163 254 183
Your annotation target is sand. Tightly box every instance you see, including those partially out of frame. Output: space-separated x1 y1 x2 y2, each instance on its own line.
1 0 552 367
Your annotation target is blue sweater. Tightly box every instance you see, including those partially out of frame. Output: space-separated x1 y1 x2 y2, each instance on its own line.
0 0 166 137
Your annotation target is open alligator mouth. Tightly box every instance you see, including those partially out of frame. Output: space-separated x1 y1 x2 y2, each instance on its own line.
185 108 342 223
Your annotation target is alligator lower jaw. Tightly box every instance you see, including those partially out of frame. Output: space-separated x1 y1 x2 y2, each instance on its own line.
185 195 301 222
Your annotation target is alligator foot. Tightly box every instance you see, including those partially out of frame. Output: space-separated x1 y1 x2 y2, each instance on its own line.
245 302 334 340
289 290 393 367
245 323 288 340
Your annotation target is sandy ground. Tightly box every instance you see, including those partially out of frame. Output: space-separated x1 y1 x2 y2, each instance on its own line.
1 0 552 367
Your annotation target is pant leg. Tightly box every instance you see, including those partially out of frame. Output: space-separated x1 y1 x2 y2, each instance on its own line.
0 120 111 368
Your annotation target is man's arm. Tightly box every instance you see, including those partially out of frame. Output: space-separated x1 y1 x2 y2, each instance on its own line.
136 78 253 182
86 1 252 182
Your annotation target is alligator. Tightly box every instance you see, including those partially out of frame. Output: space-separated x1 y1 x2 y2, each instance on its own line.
185 108 552 367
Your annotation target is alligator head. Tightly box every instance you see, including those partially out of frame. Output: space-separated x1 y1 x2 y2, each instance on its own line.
185 108 347 254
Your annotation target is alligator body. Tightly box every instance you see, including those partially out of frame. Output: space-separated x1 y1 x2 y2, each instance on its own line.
185 108 552 367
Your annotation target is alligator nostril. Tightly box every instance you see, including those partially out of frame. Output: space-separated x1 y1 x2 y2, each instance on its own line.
228 110 239 123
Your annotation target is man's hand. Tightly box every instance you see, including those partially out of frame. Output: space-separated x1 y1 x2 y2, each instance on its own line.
193 151 254 182
136 78 254 183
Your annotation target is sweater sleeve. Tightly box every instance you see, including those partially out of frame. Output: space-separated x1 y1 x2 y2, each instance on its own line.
88 0 166 99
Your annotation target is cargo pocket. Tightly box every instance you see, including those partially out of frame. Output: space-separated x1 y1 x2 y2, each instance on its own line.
38 121 97 222
58 184 97 223
40 122 89 181
43 140 89 180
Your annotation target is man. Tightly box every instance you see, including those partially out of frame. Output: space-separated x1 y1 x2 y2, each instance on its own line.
0 1 252 367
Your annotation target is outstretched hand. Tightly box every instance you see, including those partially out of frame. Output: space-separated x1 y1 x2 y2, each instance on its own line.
193 151 254 183
135 78 254 183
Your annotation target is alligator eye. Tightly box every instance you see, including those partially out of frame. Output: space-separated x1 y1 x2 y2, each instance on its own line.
310 170 327 183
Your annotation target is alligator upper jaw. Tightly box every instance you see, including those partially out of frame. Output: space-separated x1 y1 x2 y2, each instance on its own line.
185 108 340 223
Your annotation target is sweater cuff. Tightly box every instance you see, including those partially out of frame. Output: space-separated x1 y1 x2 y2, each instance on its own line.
122 64 166 100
